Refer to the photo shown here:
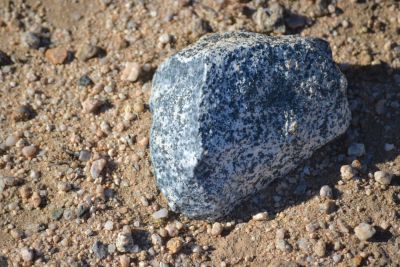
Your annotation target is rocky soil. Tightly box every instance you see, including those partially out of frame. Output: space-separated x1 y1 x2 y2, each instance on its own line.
0 0 399 266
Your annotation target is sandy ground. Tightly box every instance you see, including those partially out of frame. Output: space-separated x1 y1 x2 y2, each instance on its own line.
0 0 400 266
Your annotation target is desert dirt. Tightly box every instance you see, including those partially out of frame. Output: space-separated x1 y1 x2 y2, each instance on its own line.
0 0 400 266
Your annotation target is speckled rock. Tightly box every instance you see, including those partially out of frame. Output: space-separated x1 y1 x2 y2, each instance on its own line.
150 32 351 220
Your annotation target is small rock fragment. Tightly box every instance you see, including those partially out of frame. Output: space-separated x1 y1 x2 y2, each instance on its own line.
319 185 333 198
374 171 392 185
340 165 357 180
253 3 286 33
104 220 114 231
152 208 168 219
22 145 38 158
90 159 107 179
121 62 141 82
45 47 68 64
159 33 171 44
79 75 93 87
120 255 130 267
20 247 34 262
211 222 223 236
76 44 99 61
116 232 135 253
31 192 42 208
92 241 108 259
314 239 326 257
22 32 41 49
354 223 375 241
166 237 183 254
5 134 19 147
82 98 103 114
252 211 269 221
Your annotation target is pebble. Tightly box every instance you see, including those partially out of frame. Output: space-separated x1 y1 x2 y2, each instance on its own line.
275 239 292 252
92 240 108 259
90 159 107 179
314 240 326 257
253 3 286 33
51 209 64 220
340 165 357 180
347 143 366 157
79 75 93 87
133 101 145 113
319 185 333 198
104 220 114 231
159 33 171 44
354 223 376 241
252 211 269 221
20 247 34 262
374 171 392 185
151 233 163 246
121 62 141 82
82 98 103 113
138 137 149 148
22 145 38 158
152 208 168 219
5 135 18 147
45 47 68 64
165 223 179 237
22 32 41 49
79 150 92 161
120 255 130 267
116 232 135 253
211 222 223 236
76 44 99 61
31 192 42 208
166 237 183 254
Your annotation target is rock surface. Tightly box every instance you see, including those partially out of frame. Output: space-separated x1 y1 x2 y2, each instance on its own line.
150 31 351 220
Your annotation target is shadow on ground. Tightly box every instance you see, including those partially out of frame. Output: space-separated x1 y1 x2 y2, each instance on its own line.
222 63 400 222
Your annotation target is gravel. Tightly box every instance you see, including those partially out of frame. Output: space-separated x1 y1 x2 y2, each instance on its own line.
354 223 376 241
90 159 107 179
340 165 357 180
121 62 141 82
92 241 108 259
374 171 393 185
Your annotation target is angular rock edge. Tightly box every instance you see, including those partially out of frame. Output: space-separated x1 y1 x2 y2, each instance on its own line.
150 31 351 220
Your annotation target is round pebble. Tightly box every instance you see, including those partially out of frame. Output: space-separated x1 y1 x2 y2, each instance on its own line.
340 165 357 180
319 185 333 198
354 223 376 241
374 171 392 185
22 145 38 158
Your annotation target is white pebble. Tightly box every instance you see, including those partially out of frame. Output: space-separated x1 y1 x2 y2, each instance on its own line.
104 220 114 231
340 165 357 180
252 211 269 221
354 223 375 241
374 171 392 185
319 185 333 198
152 208 168 220
121 62 141 82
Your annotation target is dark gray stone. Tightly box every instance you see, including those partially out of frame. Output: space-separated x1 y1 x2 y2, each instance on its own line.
91 241 108 259
150 32 351 220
